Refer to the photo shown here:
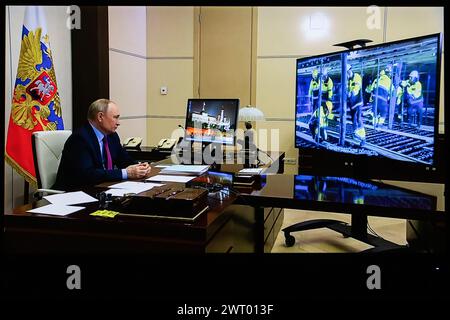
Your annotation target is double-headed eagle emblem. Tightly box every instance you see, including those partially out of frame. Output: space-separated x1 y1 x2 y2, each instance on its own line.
12 27 62 131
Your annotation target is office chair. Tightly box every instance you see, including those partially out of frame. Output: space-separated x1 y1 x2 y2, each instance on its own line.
32 130 72 199
281 176 405 252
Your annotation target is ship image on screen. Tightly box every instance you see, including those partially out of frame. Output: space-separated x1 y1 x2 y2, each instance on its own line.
185 99 239 145
295 34 441 165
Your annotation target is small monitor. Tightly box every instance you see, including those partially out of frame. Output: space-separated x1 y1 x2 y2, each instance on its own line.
185 98 239 145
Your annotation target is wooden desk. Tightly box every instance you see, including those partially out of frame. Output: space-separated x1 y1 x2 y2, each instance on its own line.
7 153 441 254
4 152 286 254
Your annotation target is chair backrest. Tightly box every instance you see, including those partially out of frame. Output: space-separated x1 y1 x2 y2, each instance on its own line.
32 130 72 189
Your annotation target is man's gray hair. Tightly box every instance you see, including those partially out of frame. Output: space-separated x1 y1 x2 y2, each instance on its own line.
87 98 115 120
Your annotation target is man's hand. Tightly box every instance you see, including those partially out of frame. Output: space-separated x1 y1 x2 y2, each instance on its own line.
126 162 152 179
138 162 152 178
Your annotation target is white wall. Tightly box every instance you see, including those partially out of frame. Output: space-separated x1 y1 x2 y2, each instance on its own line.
4 5 72 210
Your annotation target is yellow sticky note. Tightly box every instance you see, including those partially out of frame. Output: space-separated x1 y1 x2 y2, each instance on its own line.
90 210 120 218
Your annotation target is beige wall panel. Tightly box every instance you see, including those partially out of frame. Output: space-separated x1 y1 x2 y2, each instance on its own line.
147 59 194 117
109 6 147 56
147 118 185 147
255 121 296 159
116 118 148 146
147 6 194 57
256 58 296 119
109 51 147 117
199 7 252 105
385 7 443 42
258 7 385 57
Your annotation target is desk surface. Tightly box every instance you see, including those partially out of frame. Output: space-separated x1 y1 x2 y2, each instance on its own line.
7 169 444 223
5 152 445 254
234 174 444 221
4 152 285 253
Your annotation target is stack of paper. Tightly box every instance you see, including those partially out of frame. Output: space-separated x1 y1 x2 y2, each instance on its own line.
43 191 98 206
160 164 210 176
28 191 98 216
27 204 85 216
237 168 264 175
107 181 164 196
146 175 195 183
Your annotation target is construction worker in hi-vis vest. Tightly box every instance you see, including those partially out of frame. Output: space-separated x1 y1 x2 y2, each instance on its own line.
367 64 393 127
347 64 366 145
398 70 424 127
308 67 333 141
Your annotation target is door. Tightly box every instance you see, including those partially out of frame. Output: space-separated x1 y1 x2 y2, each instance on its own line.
196 7 255 106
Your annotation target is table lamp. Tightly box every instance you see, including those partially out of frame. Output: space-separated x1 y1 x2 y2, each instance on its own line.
238 105 265 167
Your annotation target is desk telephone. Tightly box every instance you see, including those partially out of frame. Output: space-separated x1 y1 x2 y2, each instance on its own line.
157 138 177 150
123 136 143 149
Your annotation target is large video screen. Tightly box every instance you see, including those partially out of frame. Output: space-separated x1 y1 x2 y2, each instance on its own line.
185 99 239 145
295 34 441 166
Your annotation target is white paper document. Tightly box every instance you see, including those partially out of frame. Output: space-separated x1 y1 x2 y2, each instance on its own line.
238 168 264 175
160 165 210 175
146 175 195 183
108 181 163 194
44 191 98 206
27 204 85 216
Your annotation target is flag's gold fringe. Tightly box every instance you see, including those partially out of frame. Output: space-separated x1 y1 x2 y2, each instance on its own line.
4 154 37 186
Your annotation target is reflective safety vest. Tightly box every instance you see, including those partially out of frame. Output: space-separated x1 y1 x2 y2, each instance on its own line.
368 73 392 102
397 80 423 105
348 73 362 96
309 77 333 102
406 81 423 105
348 73 363 108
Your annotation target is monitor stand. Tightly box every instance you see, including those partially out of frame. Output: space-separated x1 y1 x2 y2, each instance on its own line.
179 141 224 165
201 141 223 165
333 38 372 50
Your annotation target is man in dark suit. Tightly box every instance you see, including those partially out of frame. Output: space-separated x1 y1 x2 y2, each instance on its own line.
53 98 151 191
